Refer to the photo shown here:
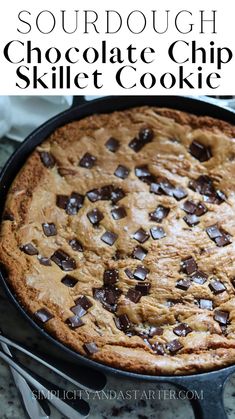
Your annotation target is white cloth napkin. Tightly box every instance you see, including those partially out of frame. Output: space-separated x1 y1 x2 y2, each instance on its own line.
0 96 73 142
197 96 235 110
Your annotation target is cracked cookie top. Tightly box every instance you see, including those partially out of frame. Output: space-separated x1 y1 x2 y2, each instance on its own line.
1 106 235 375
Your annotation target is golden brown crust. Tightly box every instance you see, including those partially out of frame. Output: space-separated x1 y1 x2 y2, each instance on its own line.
1 106 235 375
156 108 235 137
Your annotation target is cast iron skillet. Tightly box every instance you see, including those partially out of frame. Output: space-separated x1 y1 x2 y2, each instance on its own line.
0 96 235 419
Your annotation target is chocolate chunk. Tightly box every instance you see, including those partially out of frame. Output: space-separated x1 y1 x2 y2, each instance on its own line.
66 193 84 215
105 291 118 307
111 187 125 204
79 152 96 169
132 246 148 261
67 315 84 329
198 175 214 194
209 279 226 294
83 342 99 355
181 257 197 275
93 287 106 303
114 165 130 179
105 288 120 306
87 185 114 202
199 299 213 310
133 266 149 281
101 231 118 246
20 243 38 256
2 211 14 221
62 258 77 271
69 239 83 252
130 129 152 151
133 228 150 244
150 183 161 195
183 214 200 227
93 287 117 313
42 223 57 237
129 128 154 152
195 202 207 216
173 187 188 201
151 342 165 355
111 207 127 220
176 278 191 290
125 268 134 279
38 256 52 266
149 205 170 223
205 225 231 247
86 189 100 202
231 278 235 289
191 271 208 285
93 287 121 313
173 323 192 337
166 339 183 354
71 304 86 317
75 296 93 310
140 174 157 186
188 180 201 193
149 326 163 337
188 175 226 205
139 127 154 142
99 185 113 200
158 177 175 196
135 282 151 295
215 190 227 204
215 234 232 247
128 137 143 152
150 226 166 240
189 175 213 195
51 249 76 271
135 165 151 178
56 195 68 209
34 308 54 323
105 137 120 152
103 269 119 286
114 314 131 331
39 151 55 168
61 275 78 288
204 192 221 204
189 140 212 162
183 200 197 214
204 194 216 204
214 310 229 325
206 224 222 239
126 288 142 303
87 208 104 226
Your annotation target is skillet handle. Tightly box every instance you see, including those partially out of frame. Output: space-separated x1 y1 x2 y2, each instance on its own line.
72 96 105 107
72 96 87 107
172 368 234 419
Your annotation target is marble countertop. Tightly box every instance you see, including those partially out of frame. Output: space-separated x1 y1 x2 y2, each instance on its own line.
0 137 235 419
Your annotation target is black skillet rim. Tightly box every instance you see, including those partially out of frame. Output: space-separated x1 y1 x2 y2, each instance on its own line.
1 95 235 382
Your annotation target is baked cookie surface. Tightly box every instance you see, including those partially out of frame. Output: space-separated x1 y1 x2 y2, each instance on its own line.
1 106 235 375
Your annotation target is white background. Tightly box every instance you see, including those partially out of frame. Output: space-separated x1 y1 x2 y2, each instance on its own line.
0 0 234 95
